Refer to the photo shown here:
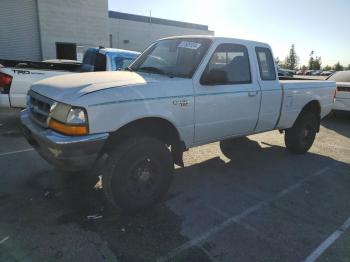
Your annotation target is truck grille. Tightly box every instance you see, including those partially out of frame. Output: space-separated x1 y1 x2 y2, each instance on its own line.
27 90 55 128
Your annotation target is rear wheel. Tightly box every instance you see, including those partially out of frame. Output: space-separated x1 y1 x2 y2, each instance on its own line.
284 111 319 154
102 136 174 212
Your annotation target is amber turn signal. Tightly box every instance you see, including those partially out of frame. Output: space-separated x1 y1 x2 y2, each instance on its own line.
49 119 88 136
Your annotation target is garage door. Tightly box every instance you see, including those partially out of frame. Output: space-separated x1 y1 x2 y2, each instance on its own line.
0 0 41 61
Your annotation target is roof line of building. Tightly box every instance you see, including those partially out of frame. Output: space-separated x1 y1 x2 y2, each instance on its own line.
108 11 209 31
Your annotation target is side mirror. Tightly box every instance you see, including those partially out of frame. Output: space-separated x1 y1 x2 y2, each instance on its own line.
203 69 228 85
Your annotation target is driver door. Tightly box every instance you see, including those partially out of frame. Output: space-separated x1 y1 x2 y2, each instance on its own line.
193 43 261 144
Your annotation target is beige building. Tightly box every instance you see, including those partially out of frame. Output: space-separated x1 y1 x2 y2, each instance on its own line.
0 0 213 61
109 11 214 52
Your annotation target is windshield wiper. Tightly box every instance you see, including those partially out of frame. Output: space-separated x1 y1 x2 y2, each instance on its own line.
137 66 174 78
125 66 134 72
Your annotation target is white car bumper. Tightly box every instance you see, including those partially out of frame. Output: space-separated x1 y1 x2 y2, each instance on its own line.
0 94 10 108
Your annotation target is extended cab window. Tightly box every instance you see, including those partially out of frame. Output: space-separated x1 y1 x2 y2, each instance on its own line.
201 43 251 85
255 47 276 80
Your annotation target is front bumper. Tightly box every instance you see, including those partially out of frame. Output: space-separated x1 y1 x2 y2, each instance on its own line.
20 109 109 171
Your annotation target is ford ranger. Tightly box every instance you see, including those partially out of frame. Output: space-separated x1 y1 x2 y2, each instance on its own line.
0 48 140 108
21 36 337 211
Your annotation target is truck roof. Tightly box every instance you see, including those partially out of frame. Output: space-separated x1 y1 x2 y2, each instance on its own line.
158 35 270 48
97 48 141 56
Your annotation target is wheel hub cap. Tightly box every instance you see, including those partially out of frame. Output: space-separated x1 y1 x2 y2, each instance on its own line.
138 168 151 182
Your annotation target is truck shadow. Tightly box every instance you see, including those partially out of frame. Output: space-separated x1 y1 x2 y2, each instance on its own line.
47 138 350 260
5 137 350 261
0 109 22 137
322 112 350 139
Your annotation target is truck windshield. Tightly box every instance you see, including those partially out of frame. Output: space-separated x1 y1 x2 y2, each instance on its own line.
130 38 212 78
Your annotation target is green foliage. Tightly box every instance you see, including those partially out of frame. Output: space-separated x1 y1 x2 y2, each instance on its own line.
301 65 308 71
333 62 344 71
275 57 282 67
284 44 299 70
308 51 321 70
323 65 332 71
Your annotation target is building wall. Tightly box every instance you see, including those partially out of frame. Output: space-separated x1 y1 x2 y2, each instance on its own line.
109 18 214 52
37 0 110 60
0 0 41 61
0 0 213 61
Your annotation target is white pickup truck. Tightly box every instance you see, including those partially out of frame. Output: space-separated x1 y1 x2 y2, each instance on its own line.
0 48 140 108
21 36 336 211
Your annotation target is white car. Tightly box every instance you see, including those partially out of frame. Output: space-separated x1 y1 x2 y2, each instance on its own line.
21 36 336 211
0 48 140 108
326 71 350 112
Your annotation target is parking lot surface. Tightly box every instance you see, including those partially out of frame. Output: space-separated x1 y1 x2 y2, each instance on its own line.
0 109 349 262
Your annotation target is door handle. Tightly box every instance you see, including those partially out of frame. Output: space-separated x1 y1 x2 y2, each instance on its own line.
248 91 258 97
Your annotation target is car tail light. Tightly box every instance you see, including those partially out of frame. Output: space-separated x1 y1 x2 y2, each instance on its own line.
0 72 13 94
333 89 337 103
337 86 350 92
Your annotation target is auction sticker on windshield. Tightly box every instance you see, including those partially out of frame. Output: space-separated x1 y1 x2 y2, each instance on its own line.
178 41 202 50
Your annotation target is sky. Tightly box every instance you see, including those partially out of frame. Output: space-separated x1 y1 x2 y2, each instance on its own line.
108 0 349 68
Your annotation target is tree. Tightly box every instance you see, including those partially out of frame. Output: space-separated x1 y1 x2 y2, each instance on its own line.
323 65 331 71
298 65 307 73
333 62 344 71
275 57 282 67
308 51 321 70
348 64 350 70
284 44 299 70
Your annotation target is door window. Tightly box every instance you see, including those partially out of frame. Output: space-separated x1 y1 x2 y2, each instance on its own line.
201 44 251 85
255 47 276 80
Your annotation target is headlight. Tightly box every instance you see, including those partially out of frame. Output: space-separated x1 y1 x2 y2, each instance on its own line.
48 103 89 136
49 102 71 123
66 108 87 125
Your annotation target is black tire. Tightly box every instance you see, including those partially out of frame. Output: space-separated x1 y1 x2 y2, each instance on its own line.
284 111 319 154
219 137 252 160
102 136 174 212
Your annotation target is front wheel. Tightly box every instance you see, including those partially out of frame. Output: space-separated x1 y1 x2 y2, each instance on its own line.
284 111 319 154
102 136 174 212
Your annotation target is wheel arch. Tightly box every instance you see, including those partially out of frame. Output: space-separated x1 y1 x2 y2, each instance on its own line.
301 100 321 116
297 100 321 132
106 116 183 147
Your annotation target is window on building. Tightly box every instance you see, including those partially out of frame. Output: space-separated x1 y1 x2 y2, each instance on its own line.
56 43 77 60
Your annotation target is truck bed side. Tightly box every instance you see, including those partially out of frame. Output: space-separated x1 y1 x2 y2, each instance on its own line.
0 67 72 108
276 80 336 129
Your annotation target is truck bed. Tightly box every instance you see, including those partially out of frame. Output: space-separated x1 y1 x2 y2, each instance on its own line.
277 79 335 129
0 59 82 72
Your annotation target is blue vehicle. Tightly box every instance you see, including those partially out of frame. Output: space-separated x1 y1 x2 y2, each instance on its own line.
82 47 140 72
0 47 140 108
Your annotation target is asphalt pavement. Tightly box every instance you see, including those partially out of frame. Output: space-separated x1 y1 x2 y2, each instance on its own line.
0 109 349 262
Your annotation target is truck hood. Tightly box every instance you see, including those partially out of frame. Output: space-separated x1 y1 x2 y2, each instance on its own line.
31 71 151 102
